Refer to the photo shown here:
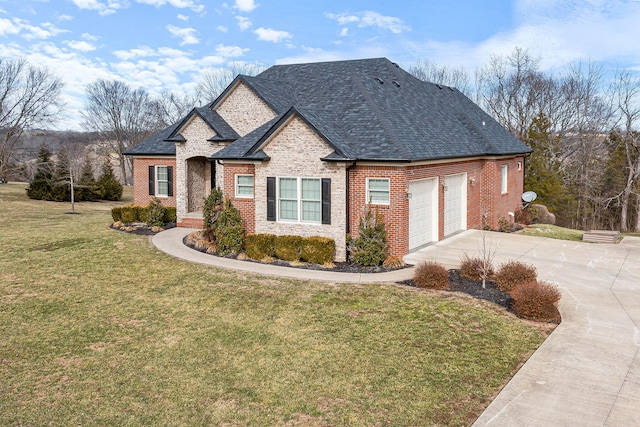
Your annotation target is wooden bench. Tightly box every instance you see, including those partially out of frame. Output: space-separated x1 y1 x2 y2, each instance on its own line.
582 230 620 243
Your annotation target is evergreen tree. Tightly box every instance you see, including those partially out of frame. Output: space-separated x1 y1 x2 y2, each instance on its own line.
77 157 100 201
26 144 55 200
96 158 123 201
524 114 575 225
49 148 71 202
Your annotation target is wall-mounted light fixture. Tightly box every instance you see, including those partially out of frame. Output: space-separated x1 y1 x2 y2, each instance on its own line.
469 178 476 186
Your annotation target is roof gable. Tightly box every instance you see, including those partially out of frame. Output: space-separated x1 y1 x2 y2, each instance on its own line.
167 106 239 142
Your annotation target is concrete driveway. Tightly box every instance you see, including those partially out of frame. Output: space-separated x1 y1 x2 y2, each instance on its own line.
405 230 640 427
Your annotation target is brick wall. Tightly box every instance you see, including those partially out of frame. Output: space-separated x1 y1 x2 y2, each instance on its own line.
214 82 277 137
348 157 524 257
223 163 256 234
131 157 177 207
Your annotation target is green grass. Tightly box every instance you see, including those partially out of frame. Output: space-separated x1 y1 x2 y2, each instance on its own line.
518 223 585 241
0 183 546 426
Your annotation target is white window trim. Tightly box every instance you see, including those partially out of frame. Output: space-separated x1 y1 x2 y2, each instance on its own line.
366 178 390 205
501 165 508 194
156 165 169 198
235 174 254 198
277 176 322 224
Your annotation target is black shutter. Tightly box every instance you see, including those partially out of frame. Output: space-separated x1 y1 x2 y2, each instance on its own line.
267 177 276 221
148 165 155 195
210 161 216 189
321 178 331 224
167 166 173 197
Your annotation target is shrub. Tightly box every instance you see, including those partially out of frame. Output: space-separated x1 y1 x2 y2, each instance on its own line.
497 217 512 233
203 187 224 229
528 204 556 225
245 234 277 260
164 207 177 223
120 205 138 224
301 237 335 264
510 280 561 321
111 207 123 222
274 235 303 261
495 260 538 292
514 208 531 225
137 206 149 223
214 199 244 256
349 205 387 266
383 256 405 269
146 197 165 227
459 253 493 282
414 261 450 290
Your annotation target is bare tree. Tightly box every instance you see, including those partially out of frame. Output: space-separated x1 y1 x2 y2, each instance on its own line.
408 59 471 96
82 80 156 185
148 90 197 128
194 62 267 104
559 62 613 229
476 47 560 140
0 57 64 182
610 68 640 231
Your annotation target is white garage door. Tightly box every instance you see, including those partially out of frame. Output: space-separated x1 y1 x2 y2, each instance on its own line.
409 178 438 251
444 173 467 236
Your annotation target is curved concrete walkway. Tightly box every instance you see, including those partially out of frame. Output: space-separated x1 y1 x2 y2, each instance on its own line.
153 228 640 426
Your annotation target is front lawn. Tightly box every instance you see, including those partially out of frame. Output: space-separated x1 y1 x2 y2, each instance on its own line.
518 223 585 241
0 183 546 426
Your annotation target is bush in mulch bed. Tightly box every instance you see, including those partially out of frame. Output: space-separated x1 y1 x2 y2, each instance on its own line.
182 233 407 274
399 268 560 323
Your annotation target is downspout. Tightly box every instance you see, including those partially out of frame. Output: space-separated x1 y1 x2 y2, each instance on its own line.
345 161 357 262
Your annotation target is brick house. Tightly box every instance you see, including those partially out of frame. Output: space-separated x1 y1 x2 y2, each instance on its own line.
125 58 531 262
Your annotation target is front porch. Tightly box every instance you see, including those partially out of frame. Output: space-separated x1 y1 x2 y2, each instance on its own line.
178 211 204 229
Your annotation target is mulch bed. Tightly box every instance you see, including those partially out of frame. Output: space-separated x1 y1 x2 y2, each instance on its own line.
110 222 176 236
398 270 514 313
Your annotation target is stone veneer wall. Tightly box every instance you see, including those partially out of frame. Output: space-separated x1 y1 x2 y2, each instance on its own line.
175 115 224 222
214 82 277 137
253 116 348 262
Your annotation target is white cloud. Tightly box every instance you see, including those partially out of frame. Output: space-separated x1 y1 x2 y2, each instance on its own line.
0 18 21 36
326 11 410 34
254 27 292 43
0 18 67 40
177 14 189 21
215 44 247 58
402 0 640 74
166 24 199 45
234 0 258 13
71 0 126 16
135 0 204 13
217 25 228 32
339 28 348 37
113 46 158 60
68 40 96 52
58 15 74 22
236 16 251 31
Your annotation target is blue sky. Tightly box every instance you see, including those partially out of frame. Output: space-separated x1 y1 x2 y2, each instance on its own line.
2 0 640 129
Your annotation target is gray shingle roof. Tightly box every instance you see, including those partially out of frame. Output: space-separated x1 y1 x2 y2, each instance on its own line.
213 57 530 161
124 122 177 156
128 57 530 161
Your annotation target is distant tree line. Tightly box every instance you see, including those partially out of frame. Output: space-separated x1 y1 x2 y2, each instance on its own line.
26 144 122 202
